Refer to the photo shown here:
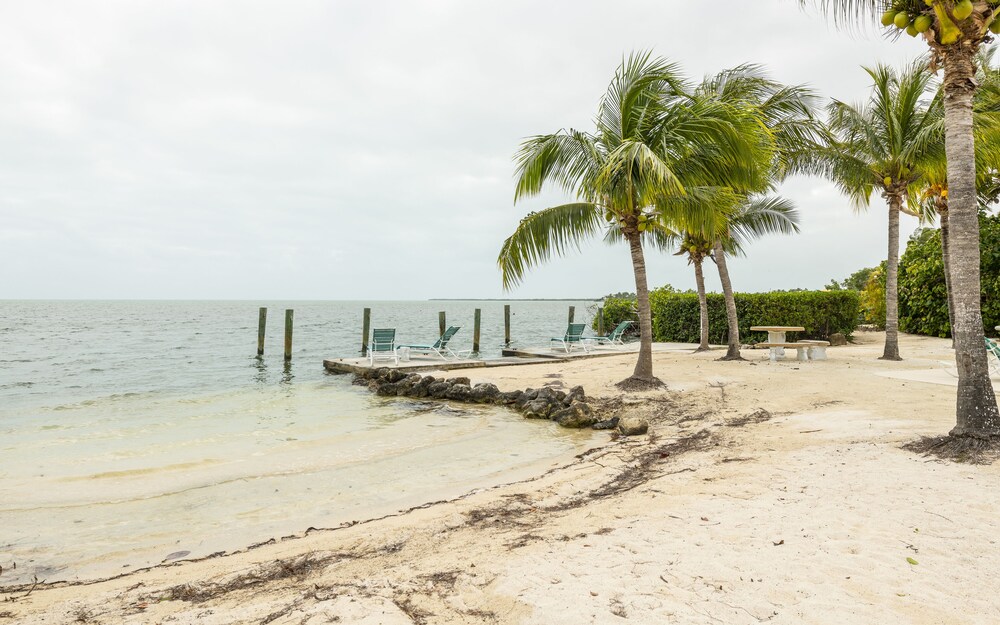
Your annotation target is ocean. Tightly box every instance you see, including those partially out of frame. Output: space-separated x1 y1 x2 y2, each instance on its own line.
0 300 599 585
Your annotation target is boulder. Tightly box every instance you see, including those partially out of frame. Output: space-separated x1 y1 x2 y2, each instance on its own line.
445 384 472 401
428 381 452 399
385 369 407 383
829 333 847 346
469 383 500 403
446 376 471 387
566 385 586 404
497 390 523 405
617 417 649 436
552 402 597 428
522 399 554 419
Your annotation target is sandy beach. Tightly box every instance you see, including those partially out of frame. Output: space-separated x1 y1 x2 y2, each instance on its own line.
3 331 999 624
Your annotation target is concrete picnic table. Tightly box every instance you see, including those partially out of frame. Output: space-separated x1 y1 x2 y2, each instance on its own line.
750 325 806 360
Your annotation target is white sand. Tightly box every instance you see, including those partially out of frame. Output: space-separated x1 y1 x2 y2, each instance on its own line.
3 332 999 624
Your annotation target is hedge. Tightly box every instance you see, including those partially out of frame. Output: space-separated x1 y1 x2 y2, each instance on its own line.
597 290 859 344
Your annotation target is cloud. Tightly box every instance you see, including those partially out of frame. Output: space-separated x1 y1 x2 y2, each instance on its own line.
0 0 935 299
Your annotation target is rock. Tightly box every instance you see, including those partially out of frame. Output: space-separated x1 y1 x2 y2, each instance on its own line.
829 333 847 346
617 417 649 436
535 387 558 403
428 381 452 399
445 384 472 401
374 367 391 380
394 374 422 396
372 381 399 396
446 376 471 387
469 383 500 403
385 369 407 383
521 388 539 401
497 390 523 405
553 402 597 428
522 399 554 419
592 416 620 430
554 390 567 404
566 385 586 404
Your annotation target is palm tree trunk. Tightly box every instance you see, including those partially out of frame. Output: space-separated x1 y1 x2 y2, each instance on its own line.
714 240 743 360
938 201 956 344
940 45 1000 438
626 229 656 382
694 257 710 352
880 194 902 361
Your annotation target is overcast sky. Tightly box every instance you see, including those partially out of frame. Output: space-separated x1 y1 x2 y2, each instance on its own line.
0 0 933 300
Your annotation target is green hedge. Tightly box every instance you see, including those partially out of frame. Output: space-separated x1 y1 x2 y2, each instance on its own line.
599 290 859 344
898 213 1000 338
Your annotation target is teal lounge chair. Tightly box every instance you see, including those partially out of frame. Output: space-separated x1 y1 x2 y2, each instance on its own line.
591 320 634 347
551 323 589 353
987 337 1000 376
369 328 398 365
397 326 462 360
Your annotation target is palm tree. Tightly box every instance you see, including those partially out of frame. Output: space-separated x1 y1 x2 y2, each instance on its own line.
693 66 822 359
497 52 766 386
821 61 945 361
914 46 1000 338
801 0 1000 447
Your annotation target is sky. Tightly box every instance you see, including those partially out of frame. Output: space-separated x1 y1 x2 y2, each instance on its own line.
0 0 935 300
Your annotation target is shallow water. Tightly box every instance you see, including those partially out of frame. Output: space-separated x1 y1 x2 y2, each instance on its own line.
0 300 598 585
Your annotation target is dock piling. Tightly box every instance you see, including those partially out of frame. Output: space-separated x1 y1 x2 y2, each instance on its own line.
361 308 371 355
597 307 604 336
257 307 267 356
568 305 575 325
439 311 447 337
284 309 294 361
473 308 481 355
504 304 511 347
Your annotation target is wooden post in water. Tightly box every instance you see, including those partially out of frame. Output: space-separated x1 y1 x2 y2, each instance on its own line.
473 308 481 354
504 304 511 347
439 311 447 336
257 307 267 356
597 307 604 336
284 309 294 361
568 305 575 325
361 308 371 355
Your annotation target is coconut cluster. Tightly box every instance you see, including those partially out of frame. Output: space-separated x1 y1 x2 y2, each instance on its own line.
882 1 1000 41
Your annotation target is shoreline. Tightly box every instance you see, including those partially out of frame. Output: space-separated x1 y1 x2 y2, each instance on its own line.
5 332 1000 624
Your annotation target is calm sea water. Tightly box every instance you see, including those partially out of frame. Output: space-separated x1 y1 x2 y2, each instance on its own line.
0 300 599 585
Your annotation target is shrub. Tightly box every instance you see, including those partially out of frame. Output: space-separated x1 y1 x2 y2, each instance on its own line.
648 290 859 344
859 263 887 329
898 213 1000 337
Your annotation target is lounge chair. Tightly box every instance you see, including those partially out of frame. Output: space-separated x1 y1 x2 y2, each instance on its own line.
987 337 1000 376
551 323 589 353
369 328 398 365
591 320 634 347
397 326 462 360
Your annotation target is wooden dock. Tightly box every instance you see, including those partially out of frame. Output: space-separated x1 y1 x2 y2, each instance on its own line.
323 343 693 375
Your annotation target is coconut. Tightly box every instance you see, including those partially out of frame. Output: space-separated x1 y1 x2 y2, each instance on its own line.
881 10 898 26
914 14 932 33
953 0 973 21
906 24 919 36
883 176 893 186
894 12 911 28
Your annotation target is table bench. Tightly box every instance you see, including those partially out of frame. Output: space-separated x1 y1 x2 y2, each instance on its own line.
757 340 831 362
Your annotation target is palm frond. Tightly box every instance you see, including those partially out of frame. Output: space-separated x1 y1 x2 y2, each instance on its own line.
497 203 603 289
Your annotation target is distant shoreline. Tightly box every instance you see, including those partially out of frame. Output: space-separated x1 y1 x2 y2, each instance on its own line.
428 298 600 302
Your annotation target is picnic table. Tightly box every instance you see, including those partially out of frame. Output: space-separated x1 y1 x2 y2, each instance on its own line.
749 325 827 362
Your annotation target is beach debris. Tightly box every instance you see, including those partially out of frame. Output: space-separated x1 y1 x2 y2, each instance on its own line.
592 416 620 430
906 557 919 566
162 551 190 562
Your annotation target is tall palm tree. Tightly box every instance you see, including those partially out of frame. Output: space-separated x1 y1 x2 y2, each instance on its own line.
802 0 1000 446
693 66 822 359
497 52 766 386
821 61 945 360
